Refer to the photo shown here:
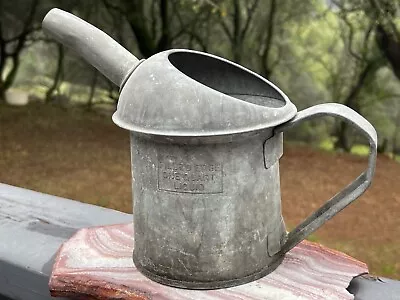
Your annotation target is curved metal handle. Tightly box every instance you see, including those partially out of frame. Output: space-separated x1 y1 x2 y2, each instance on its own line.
42 8 140 87
274 103 377 255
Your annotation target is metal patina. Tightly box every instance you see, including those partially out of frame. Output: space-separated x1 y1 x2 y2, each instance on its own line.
42 9 378 289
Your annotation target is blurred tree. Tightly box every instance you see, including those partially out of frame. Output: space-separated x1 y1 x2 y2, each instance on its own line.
43 0 104 105
367 0 400 80
258 0 277 77
3 0 400 155
45 44 64 103
330 0 400 81
0 0 80 103
102 0 212 58
209 0 321 76
213 0 260 64
0 0 39 102
331 0 386 151
86 69 98 110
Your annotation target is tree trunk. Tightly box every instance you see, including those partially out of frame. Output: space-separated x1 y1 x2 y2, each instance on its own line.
123 1 158 58
232 43 242 63
156 0 171 52
0 0 38 99
0 56 22 104
46 44 64 103
335 121 352 152
232 0 242 63
3 55 21 91
261 0 277 78
0 35 6 104
334 61 376 151
0 82 6 103
374 21 400 80
377 137 388 154
392 109 400 157
86 70 98 111
106 80 119 107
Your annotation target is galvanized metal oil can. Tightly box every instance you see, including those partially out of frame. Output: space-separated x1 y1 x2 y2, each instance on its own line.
43 9 378 289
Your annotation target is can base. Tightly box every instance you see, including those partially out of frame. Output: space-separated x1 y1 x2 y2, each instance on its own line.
132 252 285 290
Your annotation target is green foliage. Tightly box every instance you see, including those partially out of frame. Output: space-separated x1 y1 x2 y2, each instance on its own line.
319 139 371 156
351 144 370 156
381 264 397 276
319 138 335 152
306 233 320 243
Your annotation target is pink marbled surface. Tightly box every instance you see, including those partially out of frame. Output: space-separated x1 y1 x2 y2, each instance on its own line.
49 223 367 300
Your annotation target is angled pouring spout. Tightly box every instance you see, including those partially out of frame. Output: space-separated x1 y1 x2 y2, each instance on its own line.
42 8 140 87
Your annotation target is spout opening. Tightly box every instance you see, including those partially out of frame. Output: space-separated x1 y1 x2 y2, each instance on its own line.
168 52 286 108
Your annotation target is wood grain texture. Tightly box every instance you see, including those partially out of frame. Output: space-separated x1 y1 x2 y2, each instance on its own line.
50 223 368 300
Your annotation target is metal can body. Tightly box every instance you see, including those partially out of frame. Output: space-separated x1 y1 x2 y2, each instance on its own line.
131 131 287 289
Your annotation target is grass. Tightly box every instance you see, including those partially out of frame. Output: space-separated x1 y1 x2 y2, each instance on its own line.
319 138 400 159
305 233 320 243
351 144 370 156
319 138 335 152
381 264 397 277
318 138 370 155
305 231 398 278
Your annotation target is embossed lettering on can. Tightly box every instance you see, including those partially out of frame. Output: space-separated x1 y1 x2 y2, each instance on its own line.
158 153 223 194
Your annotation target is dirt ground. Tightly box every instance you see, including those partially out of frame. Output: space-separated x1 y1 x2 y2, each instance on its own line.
0 103 399 279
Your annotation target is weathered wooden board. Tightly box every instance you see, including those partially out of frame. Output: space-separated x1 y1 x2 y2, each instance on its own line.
347 274 400 300
0 183 132 300
50 223 368 300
